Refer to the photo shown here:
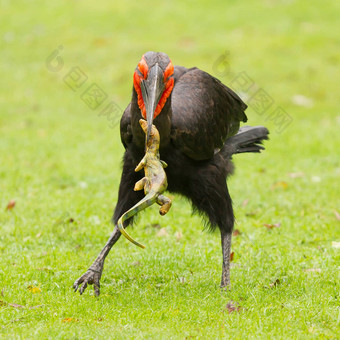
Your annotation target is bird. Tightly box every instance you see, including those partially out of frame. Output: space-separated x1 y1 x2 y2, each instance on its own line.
73 51 269 296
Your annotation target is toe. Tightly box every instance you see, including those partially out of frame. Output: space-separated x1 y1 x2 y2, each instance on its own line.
79 281 88 295
94 284 100 297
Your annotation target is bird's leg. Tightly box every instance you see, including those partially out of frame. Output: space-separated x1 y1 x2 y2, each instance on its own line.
73 225 122 296
73 148 145 296
220 229 232 288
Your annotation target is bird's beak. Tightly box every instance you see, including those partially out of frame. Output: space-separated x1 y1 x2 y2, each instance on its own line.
140 63 165 143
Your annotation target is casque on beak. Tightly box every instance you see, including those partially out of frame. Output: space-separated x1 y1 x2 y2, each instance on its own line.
140 63 165 143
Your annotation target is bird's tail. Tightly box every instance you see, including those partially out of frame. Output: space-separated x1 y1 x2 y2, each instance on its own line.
220 126 269 158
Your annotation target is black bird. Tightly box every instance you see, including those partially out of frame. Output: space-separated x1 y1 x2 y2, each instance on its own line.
74 51 269 296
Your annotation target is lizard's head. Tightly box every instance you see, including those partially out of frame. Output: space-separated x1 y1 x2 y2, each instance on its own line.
139 119 160 149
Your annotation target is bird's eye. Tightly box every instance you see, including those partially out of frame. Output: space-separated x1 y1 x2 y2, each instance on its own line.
163 61 174 82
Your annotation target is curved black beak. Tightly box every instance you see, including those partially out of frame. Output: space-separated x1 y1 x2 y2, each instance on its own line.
140 63 165 143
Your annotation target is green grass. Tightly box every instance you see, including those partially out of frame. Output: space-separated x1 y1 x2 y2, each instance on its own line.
1 0 340 338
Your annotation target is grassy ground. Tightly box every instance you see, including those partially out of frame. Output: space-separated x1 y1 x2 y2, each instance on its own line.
1 0 339 338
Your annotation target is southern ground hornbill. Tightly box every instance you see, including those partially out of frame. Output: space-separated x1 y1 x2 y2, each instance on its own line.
74 51 269 296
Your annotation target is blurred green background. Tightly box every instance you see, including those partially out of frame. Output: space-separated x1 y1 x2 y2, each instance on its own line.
1 0 339 339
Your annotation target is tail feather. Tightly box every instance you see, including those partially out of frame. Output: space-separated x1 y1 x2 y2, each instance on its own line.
220 125 269 158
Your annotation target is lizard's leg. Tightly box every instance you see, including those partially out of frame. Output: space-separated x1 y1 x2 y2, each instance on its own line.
135 157 146 172
157 195 172 216
134 177 147 191
73 149 144 296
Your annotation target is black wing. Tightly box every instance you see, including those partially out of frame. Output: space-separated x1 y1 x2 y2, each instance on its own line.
170 68 247 161
120 102 132 148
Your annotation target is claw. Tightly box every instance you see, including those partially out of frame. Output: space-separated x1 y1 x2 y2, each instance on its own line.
73 265 103 296
80 282 87 295
73 282 79 292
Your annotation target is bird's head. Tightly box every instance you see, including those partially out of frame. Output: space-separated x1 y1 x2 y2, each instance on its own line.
133 51 174 142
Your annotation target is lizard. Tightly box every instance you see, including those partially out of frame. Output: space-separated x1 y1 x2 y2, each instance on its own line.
117 118 172 248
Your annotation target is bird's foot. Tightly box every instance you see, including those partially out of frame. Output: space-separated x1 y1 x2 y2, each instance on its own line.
73 261 103 296
220 282 231 292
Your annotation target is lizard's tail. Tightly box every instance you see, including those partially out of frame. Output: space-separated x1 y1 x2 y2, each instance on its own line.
117 194 156 249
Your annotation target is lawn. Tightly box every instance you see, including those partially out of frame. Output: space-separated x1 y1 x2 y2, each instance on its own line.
0 0 339 338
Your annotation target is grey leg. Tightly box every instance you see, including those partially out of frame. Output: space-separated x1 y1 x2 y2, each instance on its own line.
220 230 232 288
74 148 144 296
73 225 121 296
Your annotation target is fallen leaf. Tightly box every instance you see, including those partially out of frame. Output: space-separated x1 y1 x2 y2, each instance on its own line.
245 211 257 217
37 267 53 273
1 300 25 308
130 261 141 267
311 176 321 183
334 211 340 221
92 37 109 46
179 277 186 283
29 305 43 309
6 199 16 210
304 268 321 273
263 223 281 229
157 228 168 237
175 231 183 241
9 303 25 308
289 172 305 178
62 317 79 322
79 181 88 189
150 223 161 229
230 252 234 262
317 246 324 253
225 301 242 314
269 279 281 287
271 181 288 190
35 232 42 238
89 215 100 225
27 284 41 294
232 229 241 237
292 94 314 108
242 199 249 207
332 241 340 249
